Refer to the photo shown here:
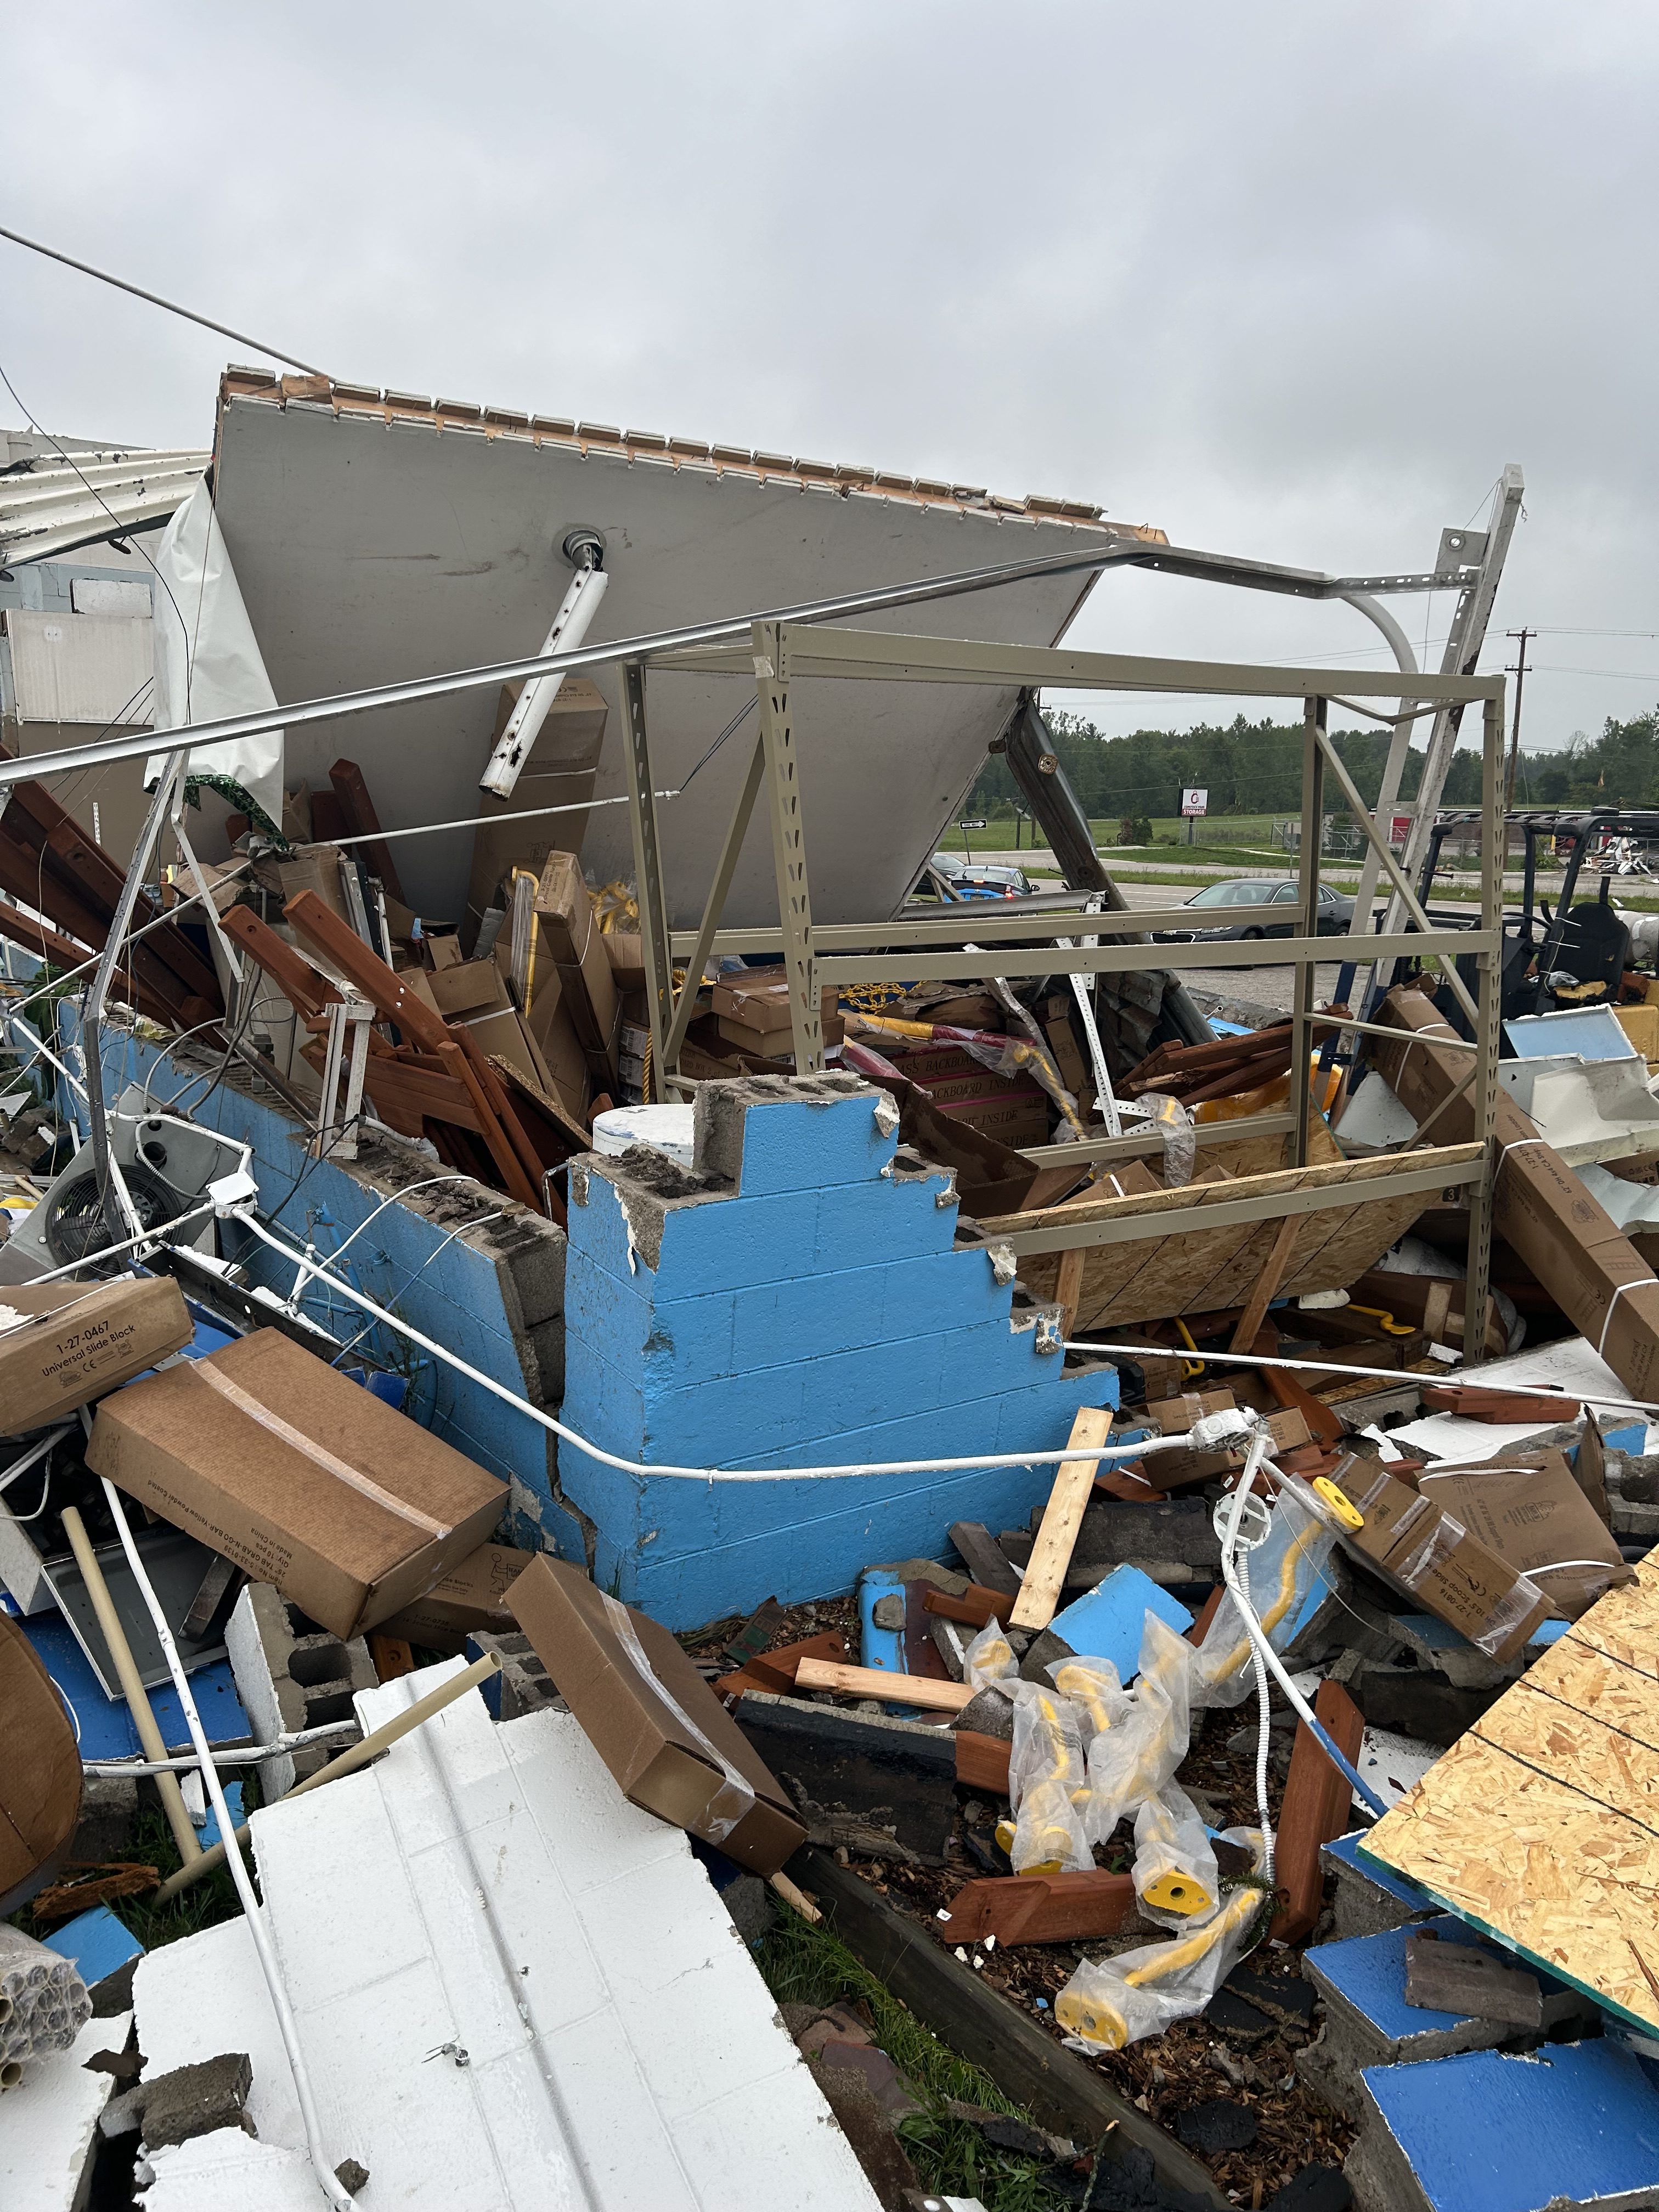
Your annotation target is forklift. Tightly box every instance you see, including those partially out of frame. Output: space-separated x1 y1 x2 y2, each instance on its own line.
1388 808 1659 1042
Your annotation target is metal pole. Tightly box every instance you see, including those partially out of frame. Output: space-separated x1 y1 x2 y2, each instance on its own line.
754 622 824 1073
620 663 674 1098
662 731 767 1075
1293 699 1327 1167
1503 628 1533 812
1464 691 1504 1365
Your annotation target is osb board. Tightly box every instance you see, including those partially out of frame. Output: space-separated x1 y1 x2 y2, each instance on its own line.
986 1143 1479 1330
1362 1572 1659 2034
1193 1115 1340 1183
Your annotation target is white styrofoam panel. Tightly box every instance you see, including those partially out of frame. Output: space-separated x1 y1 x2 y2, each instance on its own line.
0 2009 131 2212
143 2132 322 2210
135 1664 880 2209
212 398 1111 925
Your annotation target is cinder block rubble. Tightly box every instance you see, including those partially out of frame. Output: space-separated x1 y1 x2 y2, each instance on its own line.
224 1582 375 1801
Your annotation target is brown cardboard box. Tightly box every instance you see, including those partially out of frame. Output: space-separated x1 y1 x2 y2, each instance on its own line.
375 1541 532 1653
1417 1452 1633 1618
604 933 647 993
273 845 353 928
506 1554 805 1875
426 931 463 972
712 977 839 1031
427 958 505 1018
937 1093 1051 1147
1143 1389 1238 1431
456 1004 558 1099
466 678 608 929
717 1012 847 1055
1333 1457 1558 1660
0 1612 81 1915
0 1276 193 1435
1143 1406 1310 1491
87 1330 507 1640
1375 987 1659 1400
535 852 618 1079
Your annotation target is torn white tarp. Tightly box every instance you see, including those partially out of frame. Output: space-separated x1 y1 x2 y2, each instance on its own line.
143 480 284 837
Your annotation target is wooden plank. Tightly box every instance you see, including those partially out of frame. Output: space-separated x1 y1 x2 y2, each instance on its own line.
1009 1407 1113 1630
1269 1679 1363 1943
791 1846 1229 2209
329 757 405 904
792 1659 973 1713
1053 1243 1086 1340
0 898 93 972
1403 1929 1543 2029
952 1728 1012 1796
1229 1212 1301 1352
922 1584 1011 1630
221 904 337 1017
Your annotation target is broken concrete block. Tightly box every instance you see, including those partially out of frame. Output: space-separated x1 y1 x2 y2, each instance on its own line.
947 1520 1022 1598
952 1686 1014 1741
1017 1626 1075 1683
69 1771 138 1866
1347 2040 1659 2212
1350 1664 1503 1748
137 2051 255 2151
1298 1917 1592 2120
465 1628 566 1722
224 1582 374 1801
1174 2098 1256 2154
732 1690 957 1862
1047 1565 1193 1682
1386 1612 1514 1691
42 1905 144 2019
1403 1929 1545 2029
1321 1832 1437 1942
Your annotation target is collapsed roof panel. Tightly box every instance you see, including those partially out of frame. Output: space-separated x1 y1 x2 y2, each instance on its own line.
209 374 1156 926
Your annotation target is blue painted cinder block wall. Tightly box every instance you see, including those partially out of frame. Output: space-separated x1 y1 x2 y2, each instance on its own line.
558 1073 1119 1629
66 1014 582 1560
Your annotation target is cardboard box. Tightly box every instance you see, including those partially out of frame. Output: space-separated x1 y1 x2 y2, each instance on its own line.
0 1613 81 1915
427 958 505 1018
1143 1388 1238 1431
272 844 353 928
87 1330 508 1640
1143 1406 1310 1491
375 1540 532 1653
936 1093 1051 1147
466 677 608 930
712 977 839 1031
0 1276 193 1436
535 852 618 1080
1417 1452 1633 1618
506 1554 805 1875
1375 986 1659 1400
426 931 464 972
1333 1457 1558 1660
717 1011 847 1055
604 932 647 993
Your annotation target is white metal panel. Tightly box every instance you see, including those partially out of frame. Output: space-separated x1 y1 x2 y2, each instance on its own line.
212 397 1113 924
3 609 153 725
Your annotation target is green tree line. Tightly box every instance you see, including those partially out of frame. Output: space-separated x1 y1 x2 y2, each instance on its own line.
963 703 1659 822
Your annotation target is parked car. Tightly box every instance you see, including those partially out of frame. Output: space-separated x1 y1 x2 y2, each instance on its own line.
913 853 1019 900
1153 877 1355 943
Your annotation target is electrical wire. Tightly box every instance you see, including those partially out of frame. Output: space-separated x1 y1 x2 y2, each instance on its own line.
0 222 323 375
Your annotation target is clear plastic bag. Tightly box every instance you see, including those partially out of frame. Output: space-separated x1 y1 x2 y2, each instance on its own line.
1008 1683 1094 1874
1129 1091 1195 1188
1056 1831 1272 2049
1131 1784 1219 1927
1193 1472 1339 1709
962 1617 1018 1693
1083 1611 1195 1845
1048 1656 1131 1745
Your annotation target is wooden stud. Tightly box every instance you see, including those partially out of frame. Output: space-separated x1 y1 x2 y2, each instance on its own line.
791 1659 973 1713
1009 1406 1114 1631
1228 1212 1301 1352
1054 1243 1087 1341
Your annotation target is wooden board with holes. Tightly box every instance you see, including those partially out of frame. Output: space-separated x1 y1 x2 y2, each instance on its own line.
1360 1567 1659 2034
984 1144 1480 1329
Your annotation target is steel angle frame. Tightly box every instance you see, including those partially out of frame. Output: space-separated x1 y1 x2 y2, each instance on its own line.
627 619 1505 1359
990 1147 1486 1259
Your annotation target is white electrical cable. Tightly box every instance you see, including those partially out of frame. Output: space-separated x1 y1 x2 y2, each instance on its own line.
1218 1426 1276 1882
82 1719 361 1774
1066 1337 1659 1419
99 1479 358 2212
230 1205 1189 1486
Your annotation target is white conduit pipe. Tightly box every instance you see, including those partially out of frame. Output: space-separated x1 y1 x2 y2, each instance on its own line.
83 1720 362 1774
232 1206 1208 1486
99 1479 358 2212
1218 1426 1277 1883
1065 1338 1659 1421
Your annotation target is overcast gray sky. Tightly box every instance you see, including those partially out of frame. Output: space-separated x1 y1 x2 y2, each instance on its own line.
5 2 1656 752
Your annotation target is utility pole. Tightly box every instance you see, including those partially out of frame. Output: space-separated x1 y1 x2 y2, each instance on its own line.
1504 627 1534 812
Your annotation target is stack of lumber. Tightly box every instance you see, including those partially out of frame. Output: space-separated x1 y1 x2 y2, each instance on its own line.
1120 1010 1345 1105
223 891 589 1221
0 780 225 1029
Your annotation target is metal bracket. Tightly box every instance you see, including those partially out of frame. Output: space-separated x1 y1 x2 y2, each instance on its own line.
313 993 374 1160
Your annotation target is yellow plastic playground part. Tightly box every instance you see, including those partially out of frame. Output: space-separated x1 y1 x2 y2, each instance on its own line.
1139 1867 1216 1918
1051 1661 1121 1740
1203 1516 1323 1683
1312 1476 1365 1531
1175 1318 1205 1383
1054 1879 1265 2050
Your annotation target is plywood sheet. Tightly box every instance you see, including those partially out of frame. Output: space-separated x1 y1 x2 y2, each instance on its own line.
1363 1564 1659 2033
987 1144 1479 1328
